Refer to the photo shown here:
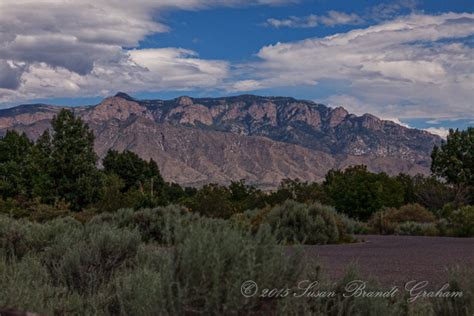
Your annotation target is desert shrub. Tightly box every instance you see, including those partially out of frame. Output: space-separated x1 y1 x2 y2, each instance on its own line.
368 210 396 234
105 219 307 315
264 200 339 244
0 254 113 315
230 206 271 233
0 215 83 260
431 267 474 316
395 221 439 236
41 223 140 294
335 212 370 235
446 205 474 237
281 267 407 316
0 216 33 259
0 255 70 315
1 210 472 315
369 204 436 234
435 218 450 236
90 205 197 244
0 198 71 221
386 204 436 223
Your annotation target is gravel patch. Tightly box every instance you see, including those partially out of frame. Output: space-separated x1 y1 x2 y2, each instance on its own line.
304 235 474 287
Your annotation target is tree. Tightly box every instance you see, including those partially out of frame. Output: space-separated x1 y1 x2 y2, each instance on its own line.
228 180 266 212
395 173 416 205
184 184 236 219
412 175 456 211
102 149 164 192
0 130 33 198
27 130 56 203
50 109 101 210
431 127 473 187
323 165 405 220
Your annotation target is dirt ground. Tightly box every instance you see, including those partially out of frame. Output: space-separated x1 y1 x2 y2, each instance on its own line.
304 235 474 287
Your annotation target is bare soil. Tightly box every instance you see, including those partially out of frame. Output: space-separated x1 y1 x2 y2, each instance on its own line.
304 235 474 287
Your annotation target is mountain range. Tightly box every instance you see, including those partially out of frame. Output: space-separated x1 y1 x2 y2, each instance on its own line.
0 93 441 188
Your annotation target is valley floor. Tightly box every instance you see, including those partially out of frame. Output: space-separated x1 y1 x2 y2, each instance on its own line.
305 234 474 287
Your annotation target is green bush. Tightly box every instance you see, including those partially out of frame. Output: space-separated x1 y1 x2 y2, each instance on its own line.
0 211 473 315
42 223 140 294
107 220 307 315
368 204 436 234
335 212 370 235
264 200 340 244
385 204 436 223
90 205 197 244
0 215 84 260
230 206 271 233
0 198 71 221
446 205 474 237
0 216 33 259
394 221 439 236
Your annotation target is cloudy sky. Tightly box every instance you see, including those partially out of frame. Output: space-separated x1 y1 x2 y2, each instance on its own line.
0 0 472 135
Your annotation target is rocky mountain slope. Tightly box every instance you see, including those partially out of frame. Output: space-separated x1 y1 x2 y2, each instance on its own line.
0 93 441 187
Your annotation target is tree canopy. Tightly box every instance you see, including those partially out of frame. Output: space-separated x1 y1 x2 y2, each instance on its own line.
431 127 473 187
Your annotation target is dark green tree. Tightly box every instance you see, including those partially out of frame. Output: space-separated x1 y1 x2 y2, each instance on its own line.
0 130 33 198
50 109 101 210
228 180 266 211
102 149 164 192
431 127 473 187
395 173 416 204
102 149 167 209
412 175 456 211
323 165 405 219
184 183 236 219
267 178 326 206
27 130 56 203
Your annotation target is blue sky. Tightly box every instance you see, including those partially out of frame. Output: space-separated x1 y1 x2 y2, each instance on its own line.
0 0 473 135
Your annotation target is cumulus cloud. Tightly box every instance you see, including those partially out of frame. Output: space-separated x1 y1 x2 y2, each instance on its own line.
266 11 364 28
0 0 289 103
424 127 449 138
234 13 474 120
0 61 25 90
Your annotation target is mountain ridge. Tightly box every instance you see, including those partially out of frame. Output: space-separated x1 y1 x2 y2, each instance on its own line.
0 93 441 187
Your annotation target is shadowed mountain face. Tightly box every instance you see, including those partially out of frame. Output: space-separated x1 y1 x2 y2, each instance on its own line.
0 93 441 187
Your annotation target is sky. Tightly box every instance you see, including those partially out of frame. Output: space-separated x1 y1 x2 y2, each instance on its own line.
0 0 473 136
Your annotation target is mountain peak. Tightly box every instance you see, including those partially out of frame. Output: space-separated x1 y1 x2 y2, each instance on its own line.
114 92 135 101
177 96 194 106
84 94 150 122
328 106 349 127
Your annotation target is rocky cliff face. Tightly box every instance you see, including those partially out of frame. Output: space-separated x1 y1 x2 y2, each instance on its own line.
0 93 441 187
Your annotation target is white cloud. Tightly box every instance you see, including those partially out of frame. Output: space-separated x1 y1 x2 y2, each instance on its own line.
230 80 265 91
0 0 290 103
265 11 363 28
237 13 474 120
424 127 449 138
369 0 418 20
265 0 418 29
0 48 230 103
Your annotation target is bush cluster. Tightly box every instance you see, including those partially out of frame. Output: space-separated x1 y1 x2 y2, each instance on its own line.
366 203 474 237
1 210 472 315
232 200 354 244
